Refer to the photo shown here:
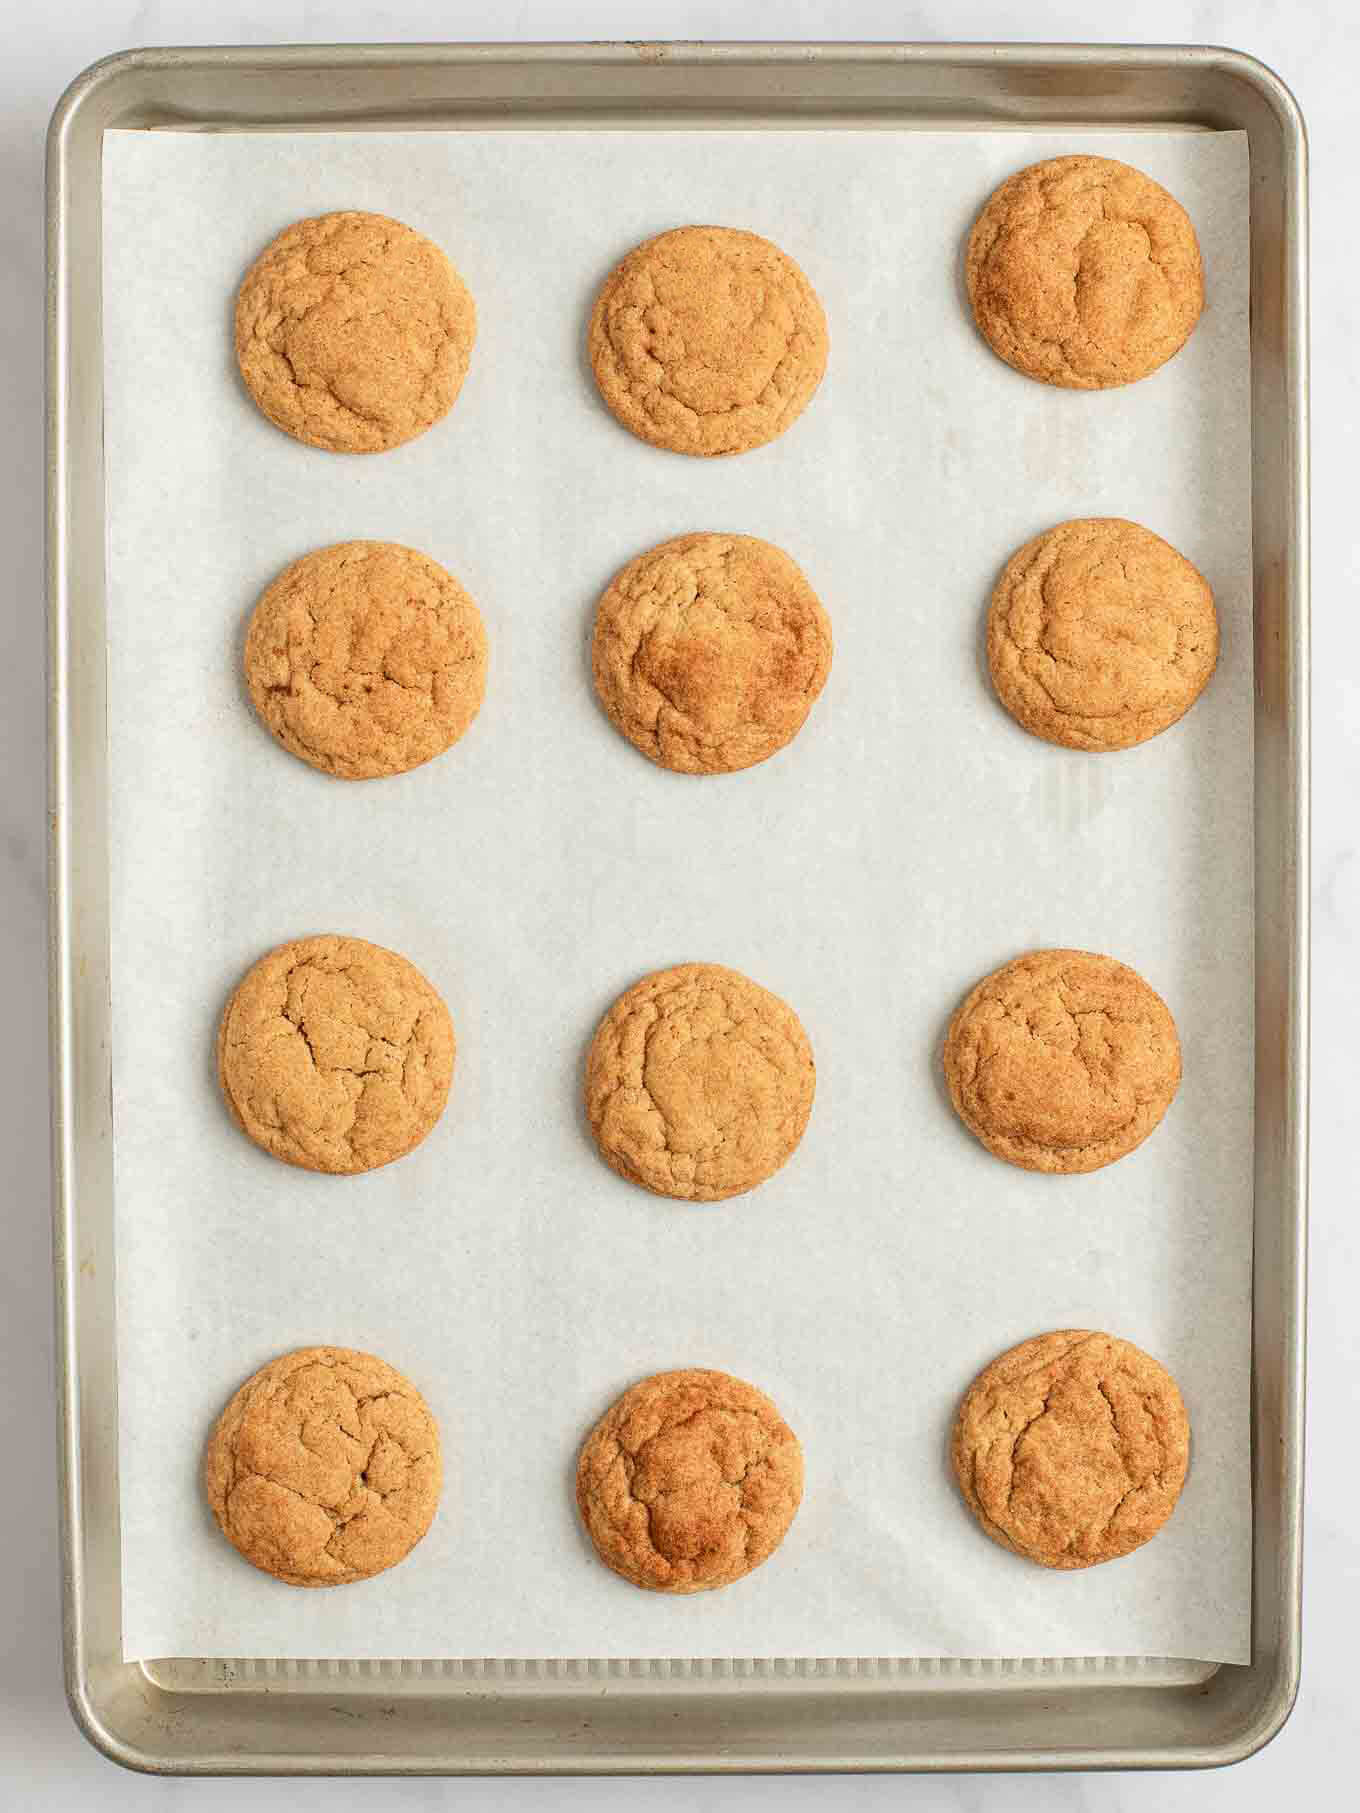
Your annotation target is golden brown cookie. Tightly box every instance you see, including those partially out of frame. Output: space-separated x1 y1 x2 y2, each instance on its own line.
591 533 833 774
235 211 476 452
217 935 454 1175
988 518 1218 751
588 225 828 456
951 1330 1191 1569
965 156 1204 389
942 949 1181 1174
204 1346 442 1587
576 1368 804 1593
585 963 815 1202
245 541 488 779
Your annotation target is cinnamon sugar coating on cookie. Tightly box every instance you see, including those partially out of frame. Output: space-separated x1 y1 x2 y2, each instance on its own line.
585 963 815 1202
576 1368 804 1592
966 156 1203 389
217 935 454 1174
988 518 1217 751
592 533 832 773
204 1346 442 1586
235 210 476 452
588 226 828 455
943 949 1180 1173
952 1330 1190 1568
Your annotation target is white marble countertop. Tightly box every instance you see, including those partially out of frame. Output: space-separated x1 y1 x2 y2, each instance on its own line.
2 1 1351 1804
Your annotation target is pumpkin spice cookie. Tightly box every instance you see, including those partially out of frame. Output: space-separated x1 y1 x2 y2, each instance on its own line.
245 541 488 779
942 949 1181 1174
592 532 832 774
951 1329 1191 1569
576 1368 804 1593
588 225 828 456
204 1346 442 1587
217 935 455 1175
965 156 1204 389
235 210 476 452
988 518 1218 751
585 963 815 1203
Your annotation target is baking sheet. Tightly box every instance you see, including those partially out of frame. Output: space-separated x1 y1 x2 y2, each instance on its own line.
102 126 1253 1666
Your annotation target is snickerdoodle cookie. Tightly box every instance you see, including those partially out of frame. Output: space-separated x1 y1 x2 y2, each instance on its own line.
952 1329 1190 1569
217 935 454 1174
965 156 1204 389
245 541 488 779
235 211 476 452
588 226 828 455
591 532 832 774
204 1346 442 1587
988 518 1218 751
585 963 815 1202
942 949 1181 1174
576 1368 804 1592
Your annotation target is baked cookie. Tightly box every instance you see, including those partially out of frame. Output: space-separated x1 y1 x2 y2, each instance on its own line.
942 949 1181 1174
245 541 488 779
592 533 832 774
965 156 1204 389
218 935 454 1175
235 211 476 452
988 518 1218 751
576 1368 804 1592
952 1329 1190 1569
204 1346 441 1587
588 225 828 455
585 963 815 1202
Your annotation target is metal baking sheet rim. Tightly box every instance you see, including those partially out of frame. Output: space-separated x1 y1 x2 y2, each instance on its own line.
46 41 1310 1775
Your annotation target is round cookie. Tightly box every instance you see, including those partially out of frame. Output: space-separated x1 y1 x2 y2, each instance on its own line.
942 949 1181 1174
965 156 1204 389
576 1368 804 1593
592 533 833 774
588 225 828 456
218 935 455 1175
585 963 816 1202
245 541 488 779
235 210 476 452
988 518 1218 751
204 1346 442 1587
951 1330 1191 1569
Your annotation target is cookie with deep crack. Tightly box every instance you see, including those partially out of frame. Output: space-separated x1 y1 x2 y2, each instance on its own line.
204 1346 442 1586
576 1368 804 1592
592 532 832 774
235 210 476 452
951 1329 1190 1569
965 156 1204 389
585 963 816 1202
988 518 1218 751
217 935 454 1174
245 541 488 779
942 949 1181 1173
588 225 828 455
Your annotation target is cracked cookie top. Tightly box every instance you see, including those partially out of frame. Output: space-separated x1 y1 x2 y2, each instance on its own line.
245 541 488 779
951 1330 1190 1569
942 949 1181 1174
204 1346 442 1587
217 935 455 1175
585 963 816 1203
965 156 1204 390
988 518 1218 752
591 532 833 774
576 1368 804 1593
588 225 828 456
235 210 476 452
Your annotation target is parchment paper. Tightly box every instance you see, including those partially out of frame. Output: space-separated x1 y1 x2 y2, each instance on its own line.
103 127 1253 1665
